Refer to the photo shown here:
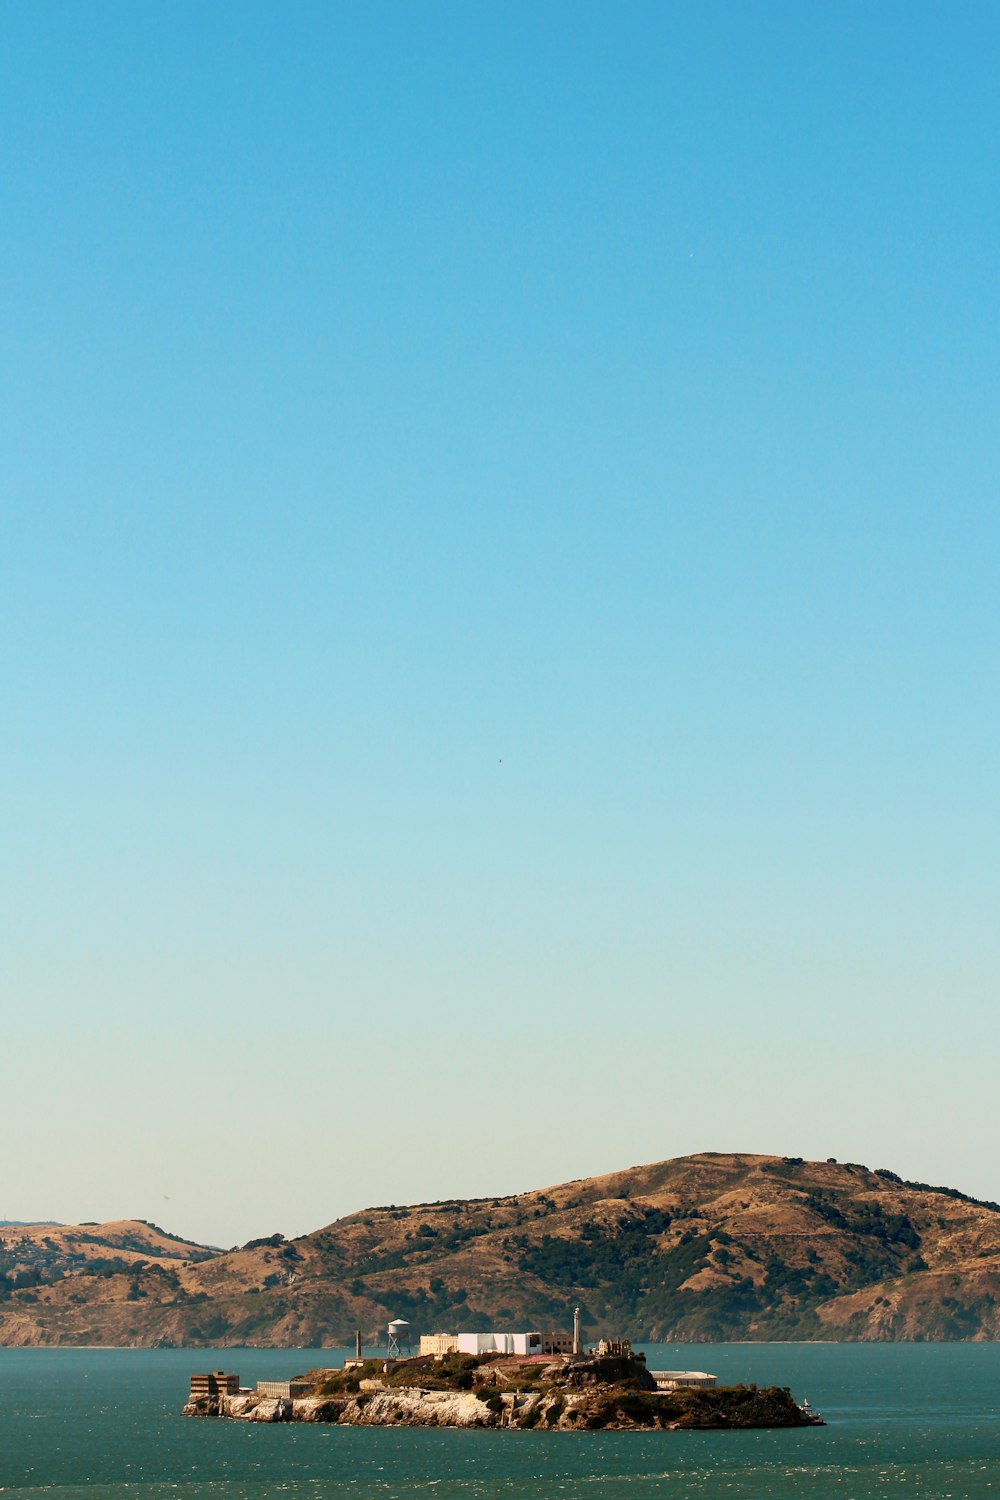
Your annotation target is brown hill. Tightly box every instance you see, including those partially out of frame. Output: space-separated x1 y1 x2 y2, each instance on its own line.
1 1154 997 1345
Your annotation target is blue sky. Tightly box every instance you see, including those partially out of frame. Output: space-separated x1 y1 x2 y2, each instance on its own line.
2 2 998 1244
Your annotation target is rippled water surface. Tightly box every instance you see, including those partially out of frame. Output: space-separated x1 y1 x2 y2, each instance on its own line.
1 1343 997 1498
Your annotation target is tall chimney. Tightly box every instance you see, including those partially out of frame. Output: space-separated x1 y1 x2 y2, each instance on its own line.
572 1306 581 1355
355 1330 362 1361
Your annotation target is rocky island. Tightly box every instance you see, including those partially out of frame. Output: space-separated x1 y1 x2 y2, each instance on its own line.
182 1351 823 1432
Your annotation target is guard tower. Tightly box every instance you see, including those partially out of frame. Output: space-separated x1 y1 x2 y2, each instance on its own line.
387 1317 411 1357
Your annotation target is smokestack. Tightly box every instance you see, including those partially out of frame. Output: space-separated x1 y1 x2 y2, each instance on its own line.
572 1306 581 1356
355 1330 362 1361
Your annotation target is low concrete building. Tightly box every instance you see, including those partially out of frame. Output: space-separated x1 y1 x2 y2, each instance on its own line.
651 1370 717 1390
419 1334 460 1356
255 1380 310 1399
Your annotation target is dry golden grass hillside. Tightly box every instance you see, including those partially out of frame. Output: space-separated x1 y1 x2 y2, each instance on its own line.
1 1154 997 1345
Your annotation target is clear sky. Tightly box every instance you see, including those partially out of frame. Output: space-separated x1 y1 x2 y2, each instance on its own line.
2 1 998 1247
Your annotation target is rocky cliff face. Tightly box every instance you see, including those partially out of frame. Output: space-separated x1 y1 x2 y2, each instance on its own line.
3 1154 999 1345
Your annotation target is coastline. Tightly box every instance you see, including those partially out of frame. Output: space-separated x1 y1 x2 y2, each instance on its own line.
182 1352 824 1432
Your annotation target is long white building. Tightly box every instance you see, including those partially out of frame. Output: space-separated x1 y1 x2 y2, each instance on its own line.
418 1331 543 1357
458 1331 542 1356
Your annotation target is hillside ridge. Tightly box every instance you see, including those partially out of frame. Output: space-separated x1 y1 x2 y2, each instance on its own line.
1 1152 997 1345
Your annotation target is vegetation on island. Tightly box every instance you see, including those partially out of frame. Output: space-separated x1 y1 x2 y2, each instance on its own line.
184 1351 821 1431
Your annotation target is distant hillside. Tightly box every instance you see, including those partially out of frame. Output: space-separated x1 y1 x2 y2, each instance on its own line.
1 1155 998 1345
0 1221 63 1228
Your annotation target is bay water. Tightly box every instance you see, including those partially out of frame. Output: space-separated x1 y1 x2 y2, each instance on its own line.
0 1343 997 1498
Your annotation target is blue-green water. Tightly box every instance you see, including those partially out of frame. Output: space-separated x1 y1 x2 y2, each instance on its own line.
0 1344 997 1498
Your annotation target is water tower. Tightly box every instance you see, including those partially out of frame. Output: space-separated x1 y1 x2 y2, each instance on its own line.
387 1317 411 1357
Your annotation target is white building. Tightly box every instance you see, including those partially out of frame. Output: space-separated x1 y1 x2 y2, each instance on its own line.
456 1331 543 1356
